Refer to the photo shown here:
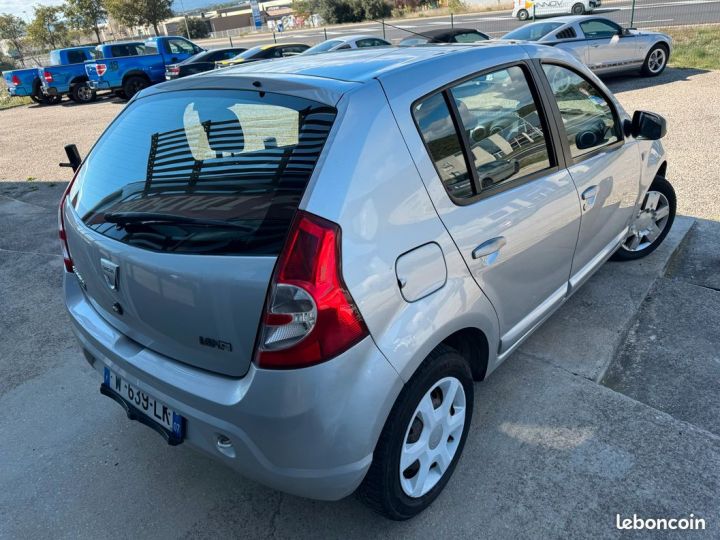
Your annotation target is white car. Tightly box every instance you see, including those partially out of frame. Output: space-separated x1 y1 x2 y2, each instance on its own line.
512 0 600 20
303 34 391 55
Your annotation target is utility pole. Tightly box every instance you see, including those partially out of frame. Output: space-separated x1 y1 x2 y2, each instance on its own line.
178 0 191 38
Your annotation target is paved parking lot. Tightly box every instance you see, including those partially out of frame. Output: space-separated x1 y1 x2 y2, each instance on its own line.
1 68 720 537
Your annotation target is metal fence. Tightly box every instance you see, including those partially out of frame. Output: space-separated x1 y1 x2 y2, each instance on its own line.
1 0 717 110
200 0 719 49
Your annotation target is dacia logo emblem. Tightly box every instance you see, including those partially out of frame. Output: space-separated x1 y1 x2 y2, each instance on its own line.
100 258 119 291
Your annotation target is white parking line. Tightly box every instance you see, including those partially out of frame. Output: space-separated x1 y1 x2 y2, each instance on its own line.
633 18 675 23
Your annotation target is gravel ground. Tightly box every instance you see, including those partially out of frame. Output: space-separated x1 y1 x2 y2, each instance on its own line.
0 67 718 220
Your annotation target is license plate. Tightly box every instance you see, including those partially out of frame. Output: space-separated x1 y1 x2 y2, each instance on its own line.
102 367 184 444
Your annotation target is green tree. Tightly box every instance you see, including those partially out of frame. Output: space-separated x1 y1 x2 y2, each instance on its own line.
65 0 107 44
292 0 320 17
106 0 174 36
0 13 27 66
178 17 210 40
316 0 390 24
27 5 70 49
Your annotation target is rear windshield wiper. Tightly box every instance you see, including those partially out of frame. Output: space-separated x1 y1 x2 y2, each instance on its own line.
104 212 254 231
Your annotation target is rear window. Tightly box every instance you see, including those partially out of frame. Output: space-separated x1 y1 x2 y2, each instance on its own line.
70 90 336 256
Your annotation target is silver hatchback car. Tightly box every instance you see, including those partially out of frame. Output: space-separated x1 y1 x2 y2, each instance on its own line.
60 43 675 519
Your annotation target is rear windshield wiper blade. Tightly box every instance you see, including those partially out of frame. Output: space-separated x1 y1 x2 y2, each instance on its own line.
104 212 254 231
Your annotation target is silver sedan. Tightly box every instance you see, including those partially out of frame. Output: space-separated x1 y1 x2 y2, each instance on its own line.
503 15 672 76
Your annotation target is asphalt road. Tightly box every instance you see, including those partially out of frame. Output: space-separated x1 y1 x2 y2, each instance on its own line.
197 0 720 49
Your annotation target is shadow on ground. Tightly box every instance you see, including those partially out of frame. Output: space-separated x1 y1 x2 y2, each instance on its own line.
602 67 709 93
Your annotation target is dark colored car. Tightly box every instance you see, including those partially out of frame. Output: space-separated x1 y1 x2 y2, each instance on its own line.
398 28 490 46
216 43 310 68
166 48 247 80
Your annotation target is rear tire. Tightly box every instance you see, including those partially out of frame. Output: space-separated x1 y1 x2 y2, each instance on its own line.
571 2 586 14
641 44 669 76
612 176 676 261
517 9 529 20
122 76 148 100
114 90 127 99
71 82 97 104
357 345 474 520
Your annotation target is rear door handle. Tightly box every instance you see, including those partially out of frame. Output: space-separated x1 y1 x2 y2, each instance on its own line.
581 185 598 211
472 236 506 266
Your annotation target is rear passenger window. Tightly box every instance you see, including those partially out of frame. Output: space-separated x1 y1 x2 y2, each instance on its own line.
66 50 88 64
449 66 552 191
413 93 474 199
542 64 621 159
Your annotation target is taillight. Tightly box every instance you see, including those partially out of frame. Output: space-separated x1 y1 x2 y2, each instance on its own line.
43 71 53 83
11 74 20 86
256 211 368 369
168 66 180 74
95 63 107 76
58 172 79 273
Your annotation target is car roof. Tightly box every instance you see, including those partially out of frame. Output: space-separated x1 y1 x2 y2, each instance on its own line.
144 43 573 105
403 27 481 39
531 15 610 24
336 34 387 41
222 43 516 82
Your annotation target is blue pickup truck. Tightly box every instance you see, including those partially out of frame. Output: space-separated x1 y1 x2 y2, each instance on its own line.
39 46 99 104
3 46 97 105
86 36 203 100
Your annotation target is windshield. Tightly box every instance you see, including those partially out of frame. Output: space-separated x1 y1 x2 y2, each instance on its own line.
399 36 430 46
232 46 264 60
69 90 336 256
304 40 343 54
503 22 563 41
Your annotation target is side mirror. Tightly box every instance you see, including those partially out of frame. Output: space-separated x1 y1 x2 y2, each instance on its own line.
625 110 667 140
60 144 82 172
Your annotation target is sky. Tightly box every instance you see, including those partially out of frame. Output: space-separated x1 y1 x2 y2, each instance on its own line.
1 0 223 20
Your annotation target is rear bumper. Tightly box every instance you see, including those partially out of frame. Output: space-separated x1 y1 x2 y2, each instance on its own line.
64 274 403 500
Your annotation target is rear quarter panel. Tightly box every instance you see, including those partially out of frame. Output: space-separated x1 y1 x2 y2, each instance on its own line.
302 80 500 382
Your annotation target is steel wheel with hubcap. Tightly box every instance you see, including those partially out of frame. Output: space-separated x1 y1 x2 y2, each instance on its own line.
517 9 529 20
613 176 676 261
400 377 466 498
642 45 668 76
72 83 96 104
571 3 585 14
358 345 474 520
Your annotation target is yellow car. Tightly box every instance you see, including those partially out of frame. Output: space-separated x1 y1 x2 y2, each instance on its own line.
215 43 310 68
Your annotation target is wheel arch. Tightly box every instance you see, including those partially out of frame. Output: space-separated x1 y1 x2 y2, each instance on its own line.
69 75 89 86
121 70 151 86
440 327 490 381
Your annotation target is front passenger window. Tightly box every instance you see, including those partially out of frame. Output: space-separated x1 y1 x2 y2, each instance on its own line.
542 64 621 159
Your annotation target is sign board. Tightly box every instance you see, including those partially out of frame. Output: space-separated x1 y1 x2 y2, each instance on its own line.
250 0 262 30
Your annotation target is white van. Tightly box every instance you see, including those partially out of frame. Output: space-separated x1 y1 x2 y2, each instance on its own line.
512 0 600 20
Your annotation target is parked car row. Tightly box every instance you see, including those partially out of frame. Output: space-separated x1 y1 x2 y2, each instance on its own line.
2 15 671 109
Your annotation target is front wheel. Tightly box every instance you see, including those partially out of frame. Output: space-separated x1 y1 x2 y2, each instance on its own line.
571 2 586 14
612 176 676 261
357 345 474 520
517 8 529 20
642 44 669 76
